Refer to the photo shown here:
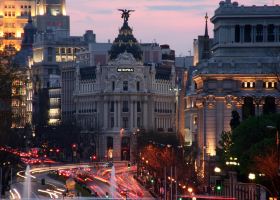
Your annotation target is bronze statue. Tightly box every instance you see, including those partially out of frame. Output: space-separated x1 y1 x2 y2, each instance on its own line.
118 9 135 23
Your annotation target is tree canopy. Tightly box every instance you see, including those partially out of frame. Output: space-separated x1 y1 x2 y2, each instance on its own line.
218 114 280 195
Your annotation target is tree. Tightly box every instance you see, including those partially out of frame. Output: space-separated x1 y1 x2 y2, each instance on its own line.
230 110 240 130
229 114 280 195
0 47 17 146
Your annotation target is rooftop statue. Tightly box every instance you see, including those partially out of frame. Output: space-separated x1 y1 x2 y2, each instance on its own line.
118 9 135 23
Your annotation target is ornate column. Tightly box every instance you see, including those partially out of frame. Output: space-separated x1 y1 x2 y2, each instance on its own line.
103 100 108 129
204 95 217 156
114 101 117 128
134 101 137 128
130 101 134 129
118 100 121 128
143 99 148 128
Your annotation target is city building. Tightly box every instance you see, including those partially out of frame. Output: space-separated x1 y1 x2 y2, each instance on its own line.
72 14 176 161
31 0 94 126
185 0 280 171
0 0 67 51
12 14 36 128
0 0 36 50
193 14 213 66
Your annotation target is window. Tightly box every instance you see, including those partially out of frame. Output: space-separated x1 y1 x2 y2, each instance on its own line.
112 81 115 91
123 101 129 112
244 25 251 42
123 117 128 128
137 81 140 91
110 117 114 128
61 48 66 54
242 82 255 88
137 101 141 112
235 25 240 43
67 48 72 54
110 101 114 112
263 81 277 89
268 24 275 42
123 81 128 91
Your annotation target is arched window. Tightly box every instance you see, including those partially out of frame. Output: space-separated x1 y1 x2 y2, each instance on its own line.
244 25 252 42
235 25 240 43
263 96 276 114
256 24 263 42
267 24 275 42
242 97 255 120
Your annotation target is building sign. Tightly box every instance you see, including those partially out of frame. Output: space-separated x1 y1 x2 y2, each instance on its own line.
117 68 134 72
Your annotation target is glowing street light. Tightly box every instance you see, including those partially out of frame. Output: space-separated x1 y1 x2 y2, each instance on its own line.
214 167 221 173
248 173 256 180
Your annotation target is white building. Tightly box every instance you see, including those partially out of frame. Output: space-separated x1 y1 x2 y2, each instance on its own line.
73 17 176 161
185 0 280 169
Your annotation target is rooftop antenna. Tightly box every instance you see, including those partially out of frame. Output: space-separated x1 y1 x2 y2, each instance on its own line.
188 50 191 56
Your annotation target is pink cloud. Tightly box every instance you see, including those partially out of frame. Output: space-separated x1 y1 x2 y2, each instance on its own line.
66 0 277 55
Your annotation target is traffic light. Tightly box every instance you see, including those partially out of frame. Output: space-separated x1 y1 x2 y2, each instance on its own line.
127 162 131 169
92 155 96 160
216 180 222 191
151 179 154 184
72 144 77 151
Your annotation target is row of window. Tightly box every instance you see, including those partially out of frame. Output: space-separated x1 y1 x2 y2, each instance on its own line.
112 81 140 91
110 101 141 112
110 116 141 128
235 24 278 43
4 5 31 9
241 81 277 89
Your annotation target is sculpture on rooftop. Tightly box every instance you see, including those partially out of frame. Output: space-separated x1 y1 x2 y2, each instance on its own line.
118 9 135 23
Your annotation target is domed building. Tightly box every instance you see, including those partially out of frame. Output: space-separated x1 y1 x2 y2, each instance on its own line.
73 12 177 161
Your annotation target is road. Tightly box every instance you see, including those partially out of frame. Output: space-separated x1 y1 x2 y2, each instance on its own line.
9 162 155 199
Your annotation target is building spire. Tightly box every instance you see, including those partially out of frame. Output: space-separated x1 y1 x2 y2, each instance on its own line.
204 13 209 37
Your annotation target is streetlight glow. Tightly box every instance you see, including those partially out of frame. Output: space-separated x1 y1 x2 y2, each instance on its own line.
214 167 221 173
248 173 256 180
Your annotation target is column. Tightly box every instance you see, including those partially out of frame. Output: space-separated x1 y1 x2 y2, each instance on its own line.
143 100 148 128
275 25 279 42
134 101 137 128
263 25 267 42
118 101 121 127
103 101 108 129
240 25 244 43
252 25 255 43
130 101 134 129
114 101 117 128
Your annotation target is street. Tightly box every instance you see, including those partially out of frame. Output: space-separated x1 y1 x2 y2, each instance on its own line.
9 162 155 199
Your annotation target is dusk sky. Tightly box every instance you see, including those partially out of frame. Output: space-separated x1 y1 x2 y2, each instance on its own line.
66 0 273 56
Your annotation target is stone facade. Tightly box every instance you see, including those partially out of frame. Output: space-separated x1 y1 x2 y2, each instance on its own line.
185 0 280 168
73 52 176 161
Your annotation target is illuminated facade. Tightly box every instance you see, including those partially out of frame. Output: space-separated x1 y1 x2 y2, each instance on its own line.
0 0 36 50
12 15 35 128
73 19 176 161
185 0 280 169
0 0 67 51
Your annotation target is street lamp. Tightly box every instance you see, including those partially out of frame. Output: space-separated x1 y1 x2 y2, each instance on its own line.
266 125 280 176
214 167 221 173
248 173 256 180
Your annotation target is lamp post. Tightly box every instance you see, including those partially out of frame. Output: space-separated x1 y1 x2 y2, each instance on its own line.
266 126 280 176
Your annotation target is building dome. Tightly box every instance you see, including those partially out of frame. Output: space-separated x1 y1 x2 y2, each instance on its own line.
109 20 142 61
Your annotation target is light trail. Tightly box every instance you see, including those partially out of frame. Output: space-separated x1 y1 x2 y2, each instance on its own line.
13 188 21 200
